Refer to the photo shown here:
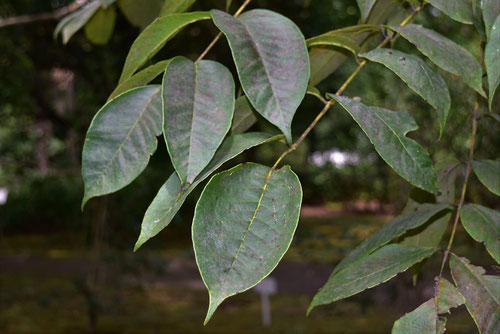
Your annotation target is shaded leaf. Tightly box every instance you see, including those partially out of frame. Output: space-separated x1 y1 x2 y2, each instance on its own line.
230 96 258 135
82 86 162 209
306 85 323 102
193 163 302 323
426 0 475 24
360 49 451 136
84 6 117 45
356 0 377 22
211 9 310 144
485 15 500 110
117 0 163 29
54 1 100 44
472 160 500 196
118 11 210 84
389 24 485 97
160 0 197 16
307 33 360 55
328 95 440 193
309 244 436 312
135 133 283 251
461 204 500 263
482 0 500 41
450 254 500 333
162 57 235 184
309 47 350 86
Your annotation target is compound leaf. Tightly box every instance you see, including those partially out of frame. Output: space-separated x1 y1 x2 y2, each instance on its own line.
461 204 500 263
472 160 500 196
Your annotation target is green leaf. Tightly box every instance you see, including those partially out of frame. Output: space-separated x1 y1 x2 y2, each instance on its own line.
436 278 467 314
193 162 302 324
308 244 436 313
389 24 485 97
450 254 500 333
82 86 162 209
84 6 117 45
328 95 440 193
360 49 451 136
162 57 235 185
309 47 350 86
331 203 449 275
472 160 500 196
356 0 377 22
461 204 500 263
54 2 100 44
482 0 500 41
134 133 283 251
306 85 323 102
160 0 197 16
426 0 475 24
230 96 258 135
211 9 310 144
306 33 360 55
485 15 500 110
108 60 171 101
118 11 211 84
117 0 164 29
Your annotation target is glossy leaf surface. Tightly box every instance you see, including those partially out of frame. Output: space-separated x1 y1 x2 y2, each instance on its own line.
472 160 500 196
84 6 116 45
193 163 302 323
485 15 500 110
461 204 500 263
426 0 475 24
230 96 258 135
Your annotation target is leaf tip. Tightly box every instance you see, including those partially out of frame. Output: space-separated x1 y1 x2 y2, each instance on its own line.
204 295 223 325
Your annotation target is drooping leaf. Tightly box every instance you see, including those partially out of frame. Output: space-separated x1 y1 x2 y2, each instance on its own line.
426 0 475 24
117 0 164 29
472 160 500 196
306 33 360 55
328 95 440 193
460 204 500 263
230 96 258 135
331 203 449 275
162 57 235 184
160 0 197 16
134 133 283 251
193 162 302 324
485 15 500 110
356 0 377 22
118 11 211 84
108 60 171 100
54 1 100 44
482 0 500 41
360 49 451 136
450 254 500 333
306 85 323 102
82 86 162 209
211 9 310 144
389 24 485 97
84 6 117 45
308 244 436 313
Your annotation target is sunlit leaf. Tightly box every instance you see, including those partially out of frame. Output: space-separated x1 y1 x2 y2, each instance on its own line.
84 6 117 45
117 0 164 29
54 1 100 44
482 0 500 41
160 0 197 16
472 160 500 196
356 0 377 22
230 96 258 135
426 0 475 24
485 15 500 110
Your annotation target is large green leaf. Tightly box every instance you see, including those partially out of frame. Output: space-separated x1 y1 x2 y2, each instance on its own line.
426 0 475 24
230 96 258 135
162 57 235 185
360 49 451 136
82 86 162 209
193 162 302 324
134 133 283 251
118 11 210 84
482 0 500 41
328 95 440 193
54 1 100 44
117 0 164 29
356 0 377 22
211 9 310 144
160 0 197 16
308 244 436 313
306 33 360 55
472 160 500 196
331 203 449 275
461 204 500 263
485 15 500 110
389 24 485 97
84 6 116 45
450 254 500 333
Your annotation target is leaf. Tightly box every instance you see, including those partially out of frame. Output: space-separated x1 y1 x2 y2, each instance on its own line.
306 33 360 55
328 95 440 193
118 11 211 84
450 254 500 333
460 204 500 263
211 9 310 144
82 86 162 209
108 60 171 100
331 203 449 275
360 49 451 136
472 160 500 196
309 47 350 86
356 0 377 22
162 57 235 184
117 0 164 29
230 96 258 135
306 85 323 102
308 244 436 312
160 0 197 16
84 6 117 45
426 0 475 24
134 132 283 251
485 15 500 110
389 24 485 97
482 0 500 41
193 162 302 323
54 2 100 44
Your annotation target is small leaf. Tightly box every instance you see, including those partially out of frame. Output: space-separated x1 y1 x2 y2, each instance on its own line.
211 9 310 144
135 133 283 251
306 33 360 55
389 24 485 97
308 244 436 313
460 204 500 263
426 0 475 24
54 2 100 44
230 96 258 135
160 0 197 16
472 160 500 196
306 85 323 102
436 278 466 314
82 86 162 209
118 11 211 84
485 15 500 110
84 6 117 45
482 0 500 41
356 0 377 22
162 57 235 184
360 49 451 136
328 95 440 193
450 254 500 333
193 163 302 324
117 0 164 29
